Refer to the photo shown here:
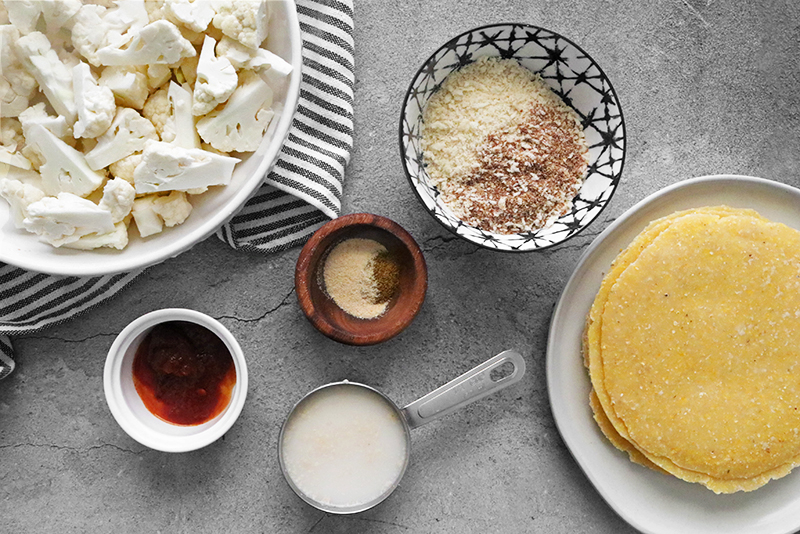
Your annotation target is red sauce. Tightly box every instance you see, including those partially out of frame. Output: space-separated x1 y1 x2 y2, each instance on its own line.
132 321 236 426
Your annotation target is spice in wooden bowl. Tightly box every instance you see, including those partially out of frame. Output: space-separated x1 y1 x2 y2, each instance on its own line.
294 213 427 346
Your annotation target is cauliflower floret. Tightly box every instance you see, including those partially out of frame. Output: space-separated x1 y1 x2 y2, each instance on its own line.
99 65 150 109
133 140 239 193
0 177 46 227
0 25 38 118
98 177 135 222
27 124 106 197
142 87 171 141
164 0 215 32
70 4 110 66
5 0 82 35
1 117 24 151
144 0 167 22
103 0 149 36
14 31 76 122
73 63 116 139
96 20 196 66
64 220 129 250
152 190 192 227
174 54 199 86
85 107 158 170
22 192 115 247
108 153 143 183
18 103 75 170
192 35 237 116
0 118 32 169
196 71 274 153
146 63 172 91
211 0 269 50
131 194 163 237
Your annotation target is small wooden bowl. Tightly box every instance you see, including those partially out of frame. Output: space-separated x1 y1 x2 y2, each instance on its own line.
295 213 428 345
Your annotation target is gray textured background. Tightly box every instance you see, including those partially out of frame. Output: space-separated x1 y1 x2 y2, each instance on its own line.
3 1 800 532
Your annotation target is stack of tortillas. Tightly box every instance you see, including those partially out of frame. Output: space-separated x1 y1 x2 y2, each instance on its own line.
585 206 800 493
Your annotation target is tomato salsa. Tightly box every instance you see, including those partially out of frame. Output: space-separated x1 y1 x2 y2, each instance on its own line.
132 321 236 426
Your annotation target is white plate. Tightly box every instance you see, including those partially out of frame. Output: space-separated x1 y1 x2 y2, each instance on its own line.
0 0 302 276
547 175 800 534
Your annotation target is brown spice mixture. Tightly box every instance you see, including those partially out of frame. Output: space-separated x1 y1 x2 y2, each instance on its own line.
442 104 588 234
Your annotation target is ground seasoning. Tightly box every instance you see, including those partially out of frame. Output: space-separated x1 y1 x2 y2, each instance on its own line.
322 238 401 319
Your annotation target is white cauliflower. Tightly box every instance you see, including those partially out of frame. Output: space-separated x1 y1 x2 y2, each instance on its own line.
72 62 116 139
142 87 172 141
164 0 215 32
96 20 196 66
133 140 239 193
211 0 269 50
0 118 32 169
0 25 38 117
108 153 143 183
174 54 199 86
18 103 75 170
131 194 163 237
216 35 292 90
0 177 45 227
192 35 237 116
196 71 273 152
85 107 158 170
5 0 82 35
22 191 115 247
103 0 150 36
64 220 129 250
99 177 135 222
14 31 76 122
146 63 172 91
70 4 110 66
152 190 192 226
27 124 106 197
99 65 149 109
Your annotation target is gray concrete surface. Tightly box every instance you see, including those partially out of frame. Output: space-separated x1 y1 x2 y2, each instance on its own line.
2 1 800 532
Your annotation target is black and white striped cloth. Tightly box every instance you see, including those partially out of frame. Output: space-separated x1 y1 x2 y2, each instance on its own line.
0 0 354 380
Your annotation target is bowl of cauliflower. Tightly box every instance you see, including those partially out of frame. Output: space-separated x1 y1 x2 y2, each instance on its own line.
0 0 302 276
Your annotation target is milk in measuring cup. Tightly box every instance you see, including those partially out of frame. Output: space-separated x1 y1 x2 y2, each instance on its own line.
281 384 408 509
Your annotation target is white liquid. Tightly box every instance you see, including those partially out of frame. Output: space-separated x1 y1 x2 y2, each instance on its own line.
281 384 409 510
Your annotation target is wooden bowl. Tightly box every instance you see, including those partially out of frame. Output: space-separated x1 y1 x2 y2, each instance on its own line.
295 213 427 345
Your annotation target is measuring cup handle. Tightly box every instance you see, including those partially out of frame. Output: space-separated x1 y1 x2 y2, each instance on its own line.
400 350 526 430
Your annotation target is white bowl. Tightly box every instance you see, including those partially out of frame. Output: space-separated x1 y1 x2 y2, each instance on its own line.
0 0 303 276
103 308 248 453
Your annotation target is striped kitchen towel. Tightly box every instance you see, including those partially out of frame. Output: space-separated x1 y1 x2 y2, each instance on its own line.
0 0 354 380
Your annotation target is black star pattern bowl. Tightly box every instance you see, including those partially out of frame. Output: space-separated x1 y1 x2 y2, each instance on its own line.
399 23 626 252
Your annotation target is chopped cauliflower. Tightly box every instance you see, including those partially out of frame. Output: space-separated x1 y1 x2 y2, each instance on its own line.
19 103 76 170
146 63 172 91
28 124 106 197
174 54 199 86
73 62 116 139
96 20 196 66
0 177 45 227
131 194 163 237
23 191 115 247
85 107 158 170
0 25 38 118
196 71 273 152
108 153 143 183
64 220 129 250
0 118 32 169
142 87 172 141
14 31 76 122
5 0 82 35
133 140 239 193
99 177 135 223
211 0 269 50
99 65 150 109
164 0 215 33
192 35 237 116
152 190 192 227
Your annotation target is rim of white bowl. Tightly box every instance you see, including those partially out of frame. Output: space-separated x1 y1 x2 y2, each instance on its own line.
398 22 627 253
103 308 248 453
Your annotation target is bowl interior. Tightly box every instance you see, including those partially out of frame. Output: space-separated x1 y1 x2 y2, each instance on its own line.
400 23 626 251
104 309 247 452
296 215 427 345
0 0 303 276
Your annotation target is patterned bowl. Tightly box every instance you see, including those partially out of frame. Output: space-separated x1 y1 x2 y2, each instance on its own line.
399 23 626 251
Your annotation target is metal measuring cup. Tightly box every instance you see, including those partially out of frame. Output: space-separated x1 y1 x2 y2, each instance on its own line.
277 350 526 514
